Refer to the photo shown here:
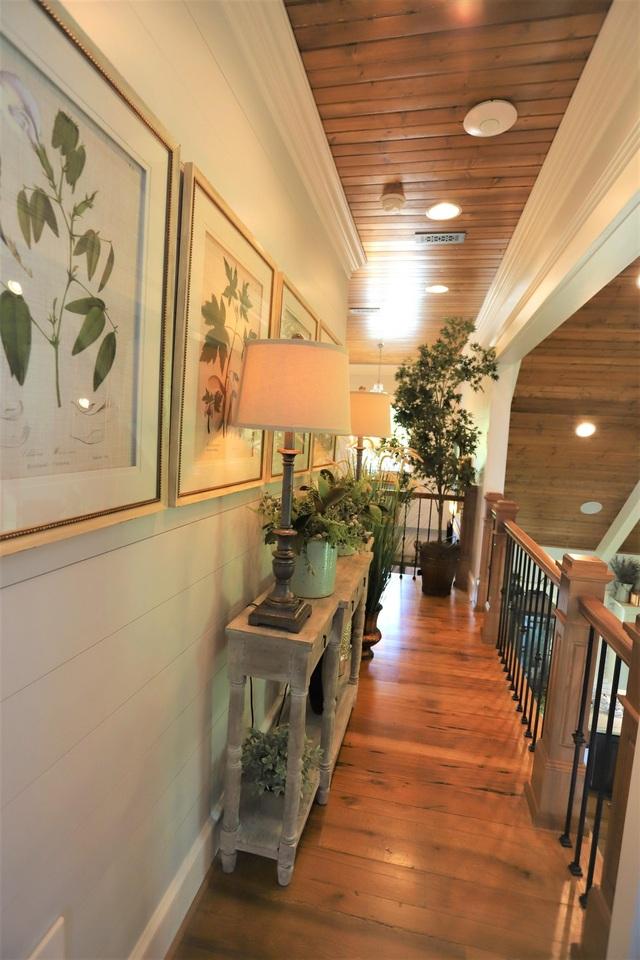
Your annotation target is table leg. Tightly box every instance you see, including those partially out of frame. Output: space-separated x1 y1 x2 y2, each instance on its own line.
220 671 246 873
277 686 306 886
350 587 367 692
318 614 341 804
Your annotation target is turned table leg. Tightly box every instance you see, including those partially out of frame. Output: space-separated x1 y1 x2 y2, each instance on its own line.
277 686 307 886
220 671 246 873
318 618 341 804
350 588 366 692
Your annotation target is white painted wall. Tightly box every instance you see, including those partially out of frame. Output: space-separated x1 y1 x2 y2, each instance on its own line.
0 3 350 958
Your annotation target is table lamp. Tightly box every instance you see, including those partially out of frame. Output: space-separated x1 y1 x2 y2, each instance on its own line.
349 388 392 479
234 339 351 633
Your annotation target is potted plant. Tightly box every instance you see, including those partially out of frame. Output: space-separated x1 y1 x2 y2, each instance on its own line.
257 475 360 598
393 317 498 596
242 724 322 799
610 555 640 603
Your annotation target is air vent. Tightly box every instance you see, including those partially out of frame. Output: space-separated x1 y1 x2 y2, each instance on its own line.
349 307 380 315
414 232 466 245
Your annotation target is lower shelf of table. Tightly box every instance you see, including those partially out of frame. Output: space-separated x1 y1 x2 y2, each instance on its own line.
234 674 357 860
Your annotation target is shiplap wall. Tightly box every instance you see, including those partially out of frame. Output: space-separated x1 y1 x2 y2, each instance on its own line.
0 2 349 957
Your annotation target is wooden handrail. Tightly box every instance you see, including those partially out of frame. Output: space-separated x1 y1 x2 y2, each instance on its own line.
411 488 466 502
503 520 561 586
579 595 633 665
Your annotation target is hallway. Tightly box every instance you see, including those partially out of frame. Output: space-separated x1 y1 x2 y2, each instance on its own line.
173 575 584 960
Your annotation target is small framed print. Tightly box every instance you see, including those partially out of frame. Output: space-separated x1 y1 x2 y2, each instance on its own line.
170 164 275 504
268 275 318 478
0 0 179 552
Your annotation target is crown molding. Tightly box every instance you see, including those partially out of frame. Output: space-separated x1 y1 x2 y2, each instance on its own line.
475 0 640 358
218 1 365 277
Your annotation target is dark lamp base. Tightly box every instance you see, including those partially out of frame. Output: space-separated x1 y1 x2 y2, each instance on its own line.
248 595 312 633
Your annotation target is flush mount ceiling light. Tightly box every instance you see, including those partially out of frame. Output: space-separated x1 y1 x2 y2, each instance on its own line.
381 182 406 212
463 99 518 137
425 284 449 293
426 201 461 220
580 501 603 515
576 421 596 438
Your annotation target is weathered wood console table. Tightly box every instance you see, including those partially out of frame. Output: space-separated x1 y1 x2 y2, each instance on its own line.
220 551 371 885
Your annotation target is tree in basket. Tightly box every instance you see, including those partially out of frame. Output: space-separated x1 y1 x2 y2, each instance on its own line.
393 317 498 597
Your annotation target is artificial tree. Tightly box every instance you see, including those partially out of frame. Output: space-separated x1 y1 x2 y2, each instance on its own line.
393 317 498 594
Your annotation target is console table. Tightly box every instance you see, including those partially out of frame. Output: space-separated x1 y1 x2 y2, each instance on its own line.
220 551 371 885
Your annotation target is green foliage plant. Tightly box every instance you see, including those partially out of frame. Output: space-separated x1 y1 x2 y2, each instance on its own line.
242 724 322 797
610 555 640 588
1 77 118 407
393 317 498 543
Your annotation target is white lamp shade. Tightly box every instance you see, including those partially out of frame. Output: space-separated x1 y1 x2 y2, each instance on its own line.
234 339 351 434
350 391 392 438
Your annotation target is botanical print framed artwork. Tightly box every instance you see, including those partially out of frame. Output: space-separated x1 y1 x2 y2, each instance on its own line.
311 324 340 467
269 276 316 478
171 164 274 504
0 0 179 551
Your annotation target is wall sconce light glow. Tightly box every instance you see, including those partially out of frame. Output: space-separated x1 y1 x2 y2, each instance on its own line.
426 202 461 221
580 501 603 515
425 284 449 293
7 280 23 296
77 397 91 410
575 421 596 438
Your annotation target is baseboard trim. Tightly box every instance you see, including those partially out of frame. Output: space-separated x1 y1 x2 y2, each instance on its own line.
129 818 215 960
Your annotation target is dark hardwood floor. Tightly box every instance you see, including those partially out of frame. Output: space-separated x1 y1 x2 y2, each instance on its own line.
172 574 583 960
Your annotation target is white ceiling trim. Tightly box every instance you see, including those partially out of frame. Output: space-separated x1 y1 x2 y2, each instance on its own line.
475 0 640 358
219 0 365 277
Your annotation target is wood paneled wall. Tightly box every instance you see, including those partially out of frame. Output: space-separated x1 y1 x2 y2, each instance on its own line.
504 260 640 553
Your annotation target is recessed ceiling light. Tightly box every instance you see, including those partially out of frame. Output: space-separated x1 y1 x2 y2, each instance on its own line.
381 182 406 212
425 284 449 293
426 202 461 221
463 100 518 137
636 273 640 289
576 421 596 438
580 501 603 515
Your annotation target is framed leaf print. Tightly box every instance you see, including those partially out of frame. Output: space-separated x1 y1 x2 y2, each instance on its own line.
269 276 316 478
171 164 274 504
0 0 179 552
311 325 340 467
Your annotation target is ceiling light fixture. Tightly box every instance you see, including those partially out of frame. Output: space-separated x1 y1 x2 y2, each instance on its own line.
371 342 385 393
575 421 596 438
425 284 449 293
7 280 23 296
426 202 461 221
463 99 518 138
580 501 603 515
381 182 406 213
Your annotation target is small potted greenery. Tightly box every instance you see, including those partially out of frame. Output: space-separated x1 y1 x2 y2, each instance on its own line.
393 317 498 596
242 725 322 799
610 555 640 603
257 475 361 598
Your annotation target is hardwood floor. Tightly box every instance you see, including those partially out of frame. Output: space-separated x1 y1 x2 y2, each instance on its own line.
172 575 583 960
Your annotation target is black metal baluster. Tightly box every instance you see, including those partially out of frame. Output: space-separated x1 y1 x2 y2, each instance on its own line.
539 584 558 740
412 495 422 581
496 535 515 657
505 543 524 678
522 568 544 732
580 652 622 907
515 553 535 711
568 636 608 877
525 570 547 740
427 499 433 542
508 547 528 695
560 626 597 847
530 582 557 751
399 497 409 577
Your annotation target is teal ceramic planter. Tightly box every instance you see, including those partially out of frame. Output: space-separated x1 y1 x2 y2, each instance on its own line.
291 541 337 598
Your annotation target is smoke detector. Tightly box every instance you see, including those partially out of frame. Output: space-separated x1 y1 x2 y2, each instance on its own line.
463 100 518 138
381 182 406 212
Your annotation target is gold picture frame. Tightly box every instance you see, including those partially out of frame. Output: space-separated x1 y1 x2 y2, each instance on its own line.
0 0 179 554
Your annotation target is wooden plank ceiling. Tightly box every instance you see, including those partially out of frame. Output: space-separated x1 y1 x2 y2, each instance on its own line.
504 259 640 554
285 0 612 364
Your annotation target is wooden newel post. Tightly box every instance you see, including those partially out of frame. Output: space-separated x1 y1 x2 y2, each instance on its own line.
480 498 518 645
474 491 503 612
580 616 640 960
525 554 613 830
